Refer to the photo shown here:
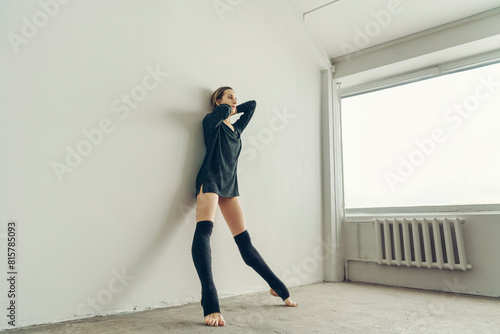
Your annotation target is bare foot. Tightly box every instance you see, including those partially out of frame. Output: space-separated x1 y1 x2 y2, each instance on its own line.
284 297 298 307
270 288 299 307
204 312 225 326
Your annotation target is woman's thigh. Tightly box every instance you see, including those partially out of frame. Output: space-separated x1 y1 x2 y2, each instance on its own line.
196 184 219 223
218 196 247 237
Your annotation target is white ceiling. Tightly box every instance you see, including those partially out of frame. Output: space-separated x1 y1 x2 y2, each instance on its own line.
290 0 500 60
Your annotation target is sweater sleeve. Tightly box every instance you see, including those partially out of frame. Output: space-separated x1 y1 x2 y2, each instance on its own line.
203 103 232 133
233 100 256 133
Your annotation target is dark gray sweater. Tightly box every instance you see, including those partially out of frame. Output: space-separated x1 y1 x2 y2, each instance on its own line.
195 100 256 198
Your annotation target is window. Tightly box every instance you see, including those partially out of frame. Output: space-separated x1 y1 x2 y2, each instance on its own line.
341 61 500 209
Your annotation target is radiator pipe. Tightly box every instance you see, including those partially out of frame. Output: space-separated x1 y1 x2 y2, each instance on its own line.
344 258 378 281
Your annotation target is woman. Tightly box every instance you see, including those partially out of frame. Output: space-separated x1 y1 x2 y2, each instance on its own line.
191 87 298 327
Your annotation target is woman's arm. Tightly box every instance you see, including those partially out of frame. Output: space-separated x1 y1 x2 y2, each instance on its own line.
203 103 232 132
233 100 256 133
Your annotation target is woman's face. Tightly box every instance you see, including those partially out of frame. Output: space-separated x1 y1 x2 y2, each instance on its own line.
217 89 237 115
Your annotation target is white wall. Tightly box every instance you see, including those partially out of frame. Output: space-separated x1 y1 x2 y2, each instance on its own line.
0 0 328 329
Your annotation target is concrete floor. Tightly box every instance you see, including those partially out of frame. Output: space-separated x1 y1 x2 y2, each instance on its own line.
4 281 500 334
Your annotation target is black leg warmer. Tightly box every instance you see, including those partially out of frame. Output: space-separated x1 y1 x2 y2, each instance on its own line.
191 220 220 317
234 230 290 301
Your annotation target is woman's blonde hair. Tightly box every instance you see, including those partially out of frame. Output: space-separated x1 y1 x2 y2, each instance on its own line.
210 86 233 108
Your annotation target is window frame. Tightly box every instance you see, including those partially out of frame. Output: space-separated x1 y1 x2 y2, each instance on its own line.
337 49 500 215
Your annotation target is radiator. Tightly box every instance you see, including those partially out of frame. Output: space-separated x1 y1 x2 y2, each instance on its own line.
374 218 472 271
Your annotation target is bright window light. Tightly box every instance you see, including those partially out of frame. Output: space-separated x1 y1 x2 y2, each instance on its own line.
341 62 500 209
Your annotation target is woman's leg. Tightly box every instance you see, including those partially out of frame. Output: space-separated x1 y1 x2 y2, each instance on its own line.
217 196 246 237
196 184 218 223
218 196 298 307
192 184 225 326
